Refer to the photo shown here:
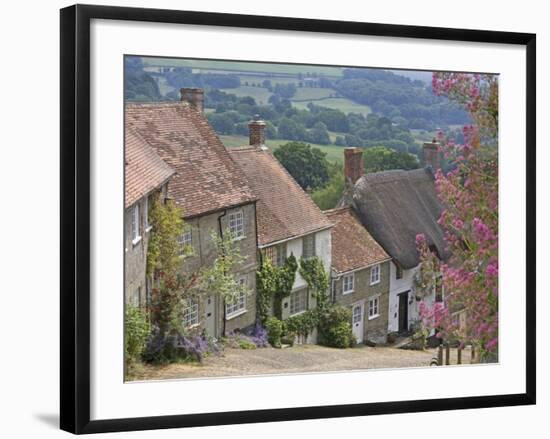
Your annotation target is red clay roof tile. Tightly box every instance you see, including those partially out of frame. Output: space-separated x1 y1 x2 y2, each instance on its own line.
324 207 390 273
229 147 332 246
125 102 256 218
125 127 175 208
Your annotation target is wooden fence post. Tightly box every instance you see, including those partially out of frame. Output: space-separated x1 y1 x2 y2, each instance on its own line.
438 344 443 366
457 346 462 365
445 343 450 365
471 346 475 364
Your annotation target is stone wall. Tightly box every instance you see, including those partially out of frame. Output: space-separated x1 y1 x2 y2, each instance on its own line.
124 198 149 307
179 203 258 338
332 260 391 344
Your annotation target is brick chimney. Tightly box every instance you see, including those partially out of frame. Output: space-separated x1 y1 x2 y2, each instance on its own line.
422 138 441 171
248 115 266 147
344 147 364 186
180 88 204 113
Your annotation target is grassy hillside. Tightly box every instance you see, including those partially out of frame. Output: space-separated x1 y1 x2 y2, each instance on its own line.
291 87 335 101
292 97 371 116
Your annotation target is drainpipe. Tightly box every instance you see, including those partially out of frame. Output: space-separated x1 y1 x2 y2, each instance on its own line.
217 210 227 336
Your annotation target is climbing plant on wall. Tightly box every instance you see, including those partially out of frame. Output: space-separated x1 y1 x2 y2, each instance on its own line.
299 256 330 310
256 254 297 322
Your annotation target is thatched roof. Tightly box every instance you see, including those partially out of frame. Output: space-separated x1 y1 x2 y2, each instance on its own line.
351 168 448 269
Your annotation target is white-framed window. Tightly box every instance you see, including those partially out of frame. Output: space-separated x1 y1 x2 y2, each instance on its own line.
178 230 193 256
368 295 380 319
228 210 245 238
144 196 152 232
302 234 315 259
343 273 355 294
182 300 199 327
370 264 381 285
226 277 247 318
264 242 287 267
395 263 403 280
131 204 141 244
289 288 308 315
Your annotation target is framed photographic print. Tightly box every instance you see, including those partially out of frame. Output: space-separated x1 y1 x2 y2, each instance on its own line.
60 4 536 434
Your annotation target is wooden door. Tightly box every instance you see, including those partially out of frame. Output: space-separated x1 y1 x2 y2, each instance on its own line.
352 303 364 343
398 292 409 333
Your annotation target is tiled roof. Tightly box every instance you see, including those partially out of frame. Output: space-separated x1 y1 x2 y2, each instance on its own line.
229 146 332 246
351 168 449 269
324 207 390 274
125 127 175 208
125 102 256 218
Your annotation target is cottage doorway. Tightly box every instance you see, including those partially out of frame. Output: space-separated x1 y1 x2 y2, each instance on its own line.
204 295 217 338
398 291 409 333
351 302 364 344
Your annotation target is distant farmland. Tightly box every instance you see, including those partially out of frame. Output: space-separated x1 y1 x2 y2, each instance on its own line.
142 57 344 77
142 57 373 116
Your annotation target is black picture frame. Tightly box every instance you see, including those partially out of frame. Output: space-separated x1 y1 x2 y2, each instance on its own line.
60 4 536 434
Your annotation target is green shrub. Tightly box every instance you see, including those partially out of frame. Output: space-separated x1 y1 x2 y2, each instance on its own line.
265 316 283 347
238 338 257 350
125 305 150 365
318 305 355 348
281 332 296 346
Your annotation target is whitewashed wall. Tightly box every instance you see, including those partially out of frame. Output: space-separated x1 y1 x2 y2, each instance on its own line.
285 228 332 291
388 261 438 333
388 262 418 332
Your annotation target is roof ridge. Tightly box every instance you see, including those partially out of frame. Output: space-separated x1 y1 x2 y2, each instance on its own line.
126 101 190 109
262 148 330 218
323 206 350 215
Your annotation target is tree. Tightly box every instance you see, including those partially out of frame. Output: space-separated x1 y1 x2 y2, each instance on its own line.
273 142 330 191
416 73 498 360
311 163 344 210
206 112 235 134
307 121 331 145
362 146 420 173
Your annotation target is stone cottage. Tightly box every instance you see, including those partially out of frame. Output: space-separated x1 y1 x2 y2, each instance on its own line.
125 89 259 338
324 207 391 345
228 119 333 342
124 127 175 307
340 145 448 334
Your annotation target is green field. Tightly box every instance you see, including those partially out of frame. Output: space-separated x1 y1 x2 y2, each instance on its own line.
155 76 175 96
291 87 335 101
292 97 371 116
239 75 301 86
220 86 273 105
219 135 345 163
141 57 344 77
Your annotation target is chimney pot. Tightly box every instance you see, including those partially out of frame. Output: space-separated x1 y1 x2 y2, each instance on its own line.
180 88 204 113
248 117 266 147
422 139 441 171
344 147 364 186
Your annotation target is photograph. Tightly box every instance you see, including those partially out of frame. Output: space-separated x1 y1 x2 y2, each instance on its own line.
123 56 499 382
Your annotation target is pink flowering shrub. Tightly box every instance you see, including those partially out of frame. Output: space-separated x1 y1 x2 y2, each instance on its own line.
417 73 498 358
